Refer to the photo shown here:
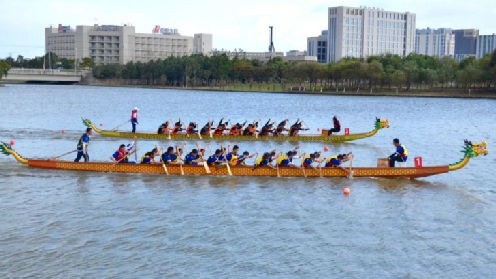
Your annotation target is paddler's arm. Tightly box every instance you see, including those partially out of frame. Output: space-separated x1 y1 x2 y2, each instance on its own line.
247 152 259 159
242 120 247 126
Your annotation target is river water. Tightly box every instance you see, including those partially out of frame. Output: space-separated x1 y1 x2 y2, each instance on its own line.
1 84 495 278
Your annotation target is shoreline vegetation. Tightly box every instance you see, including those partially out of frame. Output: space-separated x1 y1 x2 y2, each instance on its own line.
88 51 496 99
83 79 496 99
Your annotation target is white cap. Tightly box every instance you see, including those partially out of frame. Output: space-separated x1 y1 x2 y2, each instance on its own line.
134 107 139 111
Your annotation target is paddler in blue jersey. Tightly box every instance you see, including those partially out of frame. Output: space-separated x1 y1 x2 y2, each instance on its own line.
324 152 352 175
301 152 324 169
389 138 408 167
236 151 258 166
141 147 161 164
277 150 300 167
74 128 92 162
253 152 275 170
161 146 182 165
226 145 240 166
185 149 203 165
207 149 224 166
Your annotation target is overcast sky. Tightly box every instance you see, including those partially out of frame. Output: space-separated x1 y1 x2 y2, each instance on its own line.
0 0 494 58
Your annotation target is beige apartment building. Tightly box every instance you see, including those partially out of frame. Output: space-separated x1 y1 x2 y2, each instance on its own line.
45 24 212 65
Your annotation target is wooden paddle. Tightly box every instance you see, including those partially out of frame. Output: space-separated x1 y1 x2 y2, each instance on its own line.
134 137 138 163
196 123 202 140
221 145 232 176
300 152 307 177
209 119 213 138
276 163 281 177
181 119 189 138
348 153 354 178
112 119 130 131
196 143 210 174
177 145 185 175
50 149 77 161
301 120 311 131
156 145 169 175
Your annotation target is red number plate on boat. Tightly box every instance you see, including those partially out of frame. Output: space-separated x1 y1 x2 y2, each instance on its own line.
414 157 423 167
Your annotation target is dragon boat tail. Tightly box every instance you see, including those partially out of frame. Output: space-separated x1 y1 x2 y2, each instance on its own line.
1 140 487 179
82 118 390 142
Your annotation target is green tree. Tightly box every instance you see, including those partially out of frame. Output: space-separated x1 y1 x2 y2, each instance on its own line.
81 57 95 69
0 60 11 79
391 70 406 89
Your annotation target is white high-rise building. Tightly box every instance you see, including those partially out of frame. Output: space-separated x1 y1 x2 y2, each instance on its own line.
45 24 212 65
327 6 416 62
415 28 455 57
476 34 496 59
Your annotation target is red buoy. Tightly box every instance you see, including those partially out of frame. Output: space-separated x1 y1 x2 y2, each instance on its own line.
317 128 321 132
343 188 350 195
61 130 65 134
100 123 103 126
10 140 15 145
324 146 329 152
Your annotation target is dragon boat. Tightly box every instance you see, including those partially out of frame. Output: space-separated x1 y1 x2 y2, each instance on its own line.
82 118 390 142
1 140 487 179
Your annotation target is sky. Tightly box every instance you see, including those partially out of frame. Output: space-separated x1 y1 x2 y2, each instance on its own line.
0 0 495 58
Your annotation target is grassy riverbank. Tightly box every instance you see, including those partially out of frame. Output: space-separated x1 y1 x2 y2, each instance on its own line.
83 80 496 99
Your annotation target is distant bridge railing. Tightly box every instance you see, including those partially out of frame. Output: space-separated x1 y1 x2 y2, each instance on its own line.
5 68 84 82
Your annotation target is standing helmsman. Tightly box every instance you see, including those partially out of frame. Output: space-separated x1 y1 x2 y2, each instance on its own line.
75 128 92 162
131 107 139 133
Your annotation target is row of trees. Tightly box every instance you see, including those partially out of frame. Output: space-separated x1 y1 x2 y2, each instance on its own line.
1 53 94 71
92 50 496 91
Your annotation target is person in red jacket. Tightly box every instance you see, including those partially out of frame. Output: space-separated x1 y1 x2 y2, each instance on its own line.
131 107 139 133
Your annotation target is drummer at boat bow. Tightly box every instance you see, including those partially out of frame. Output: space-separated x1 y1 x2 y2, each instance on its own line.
131 107 139 133
75 128 92 162
328 116 341 135
389 138 408 167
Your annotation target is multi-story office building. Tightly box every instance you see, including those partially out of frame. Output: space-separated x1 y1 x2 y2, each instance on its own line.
476 34 496 59
307 30 328 63
45 24 212 65
327 6 416 62
415 28 455 57
453 29 478 61
193 33 213 56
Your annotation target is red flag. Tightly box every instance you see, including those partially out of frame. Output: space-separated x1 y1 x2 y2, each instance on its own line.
152 25 160 33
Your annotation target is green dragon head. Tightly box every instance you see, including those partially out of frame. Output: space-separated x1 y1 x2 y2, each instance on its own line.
375 118 390 130
82 118 93 128
449 140 488 167
1 141 28 164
